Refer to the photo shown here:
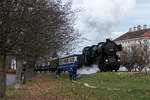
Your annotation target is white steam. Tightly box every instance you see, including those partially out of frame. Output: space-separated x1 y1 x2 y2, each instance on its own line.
77 65 129 74
119 66 128 71
73 0 136 44
77 65 100 74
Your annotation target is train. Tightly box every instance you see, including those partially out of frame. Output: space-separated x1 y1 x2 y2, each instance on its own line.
34 39 122 72
34 55 82 72
81 39 122 72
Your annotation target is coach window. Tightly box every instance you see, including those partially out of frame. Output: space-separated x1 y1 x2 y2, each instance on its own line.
69 57 73 63
69 57 71 63
59 60 61 64
48 62 50 65
64 59 68 64
74 57 77 62
69 58 72 63
63 59 66 64
68 58 70 63
62 59 65 64
70 58 73 63
72 57 74 62
59 60 63 65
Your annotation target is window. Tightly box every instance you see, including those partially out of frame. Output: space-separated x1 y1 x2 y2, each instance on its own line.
74 57 77 62
48 62 50 65
68 58 70 63
64 59 68 64
59 60 64 64
70 57 74 63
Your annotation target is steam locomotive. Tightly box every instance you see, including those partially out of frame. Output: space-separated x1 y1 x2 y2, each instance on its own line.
34 39 122 72
80 39 122 72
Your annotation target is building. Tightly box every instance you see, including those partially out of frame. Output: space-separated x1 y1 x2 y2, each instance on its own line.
114 25 150 68
114 25 150 52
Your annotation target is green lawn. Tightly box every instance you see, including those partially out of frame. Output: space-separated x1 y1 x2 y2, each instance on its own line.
52 72 150 100
6 72 150 100
6 85 25 98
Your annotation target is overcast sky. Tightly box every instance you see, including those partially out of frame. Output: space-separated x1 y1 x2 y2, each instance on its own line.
72 0 150 45
115 0 150 32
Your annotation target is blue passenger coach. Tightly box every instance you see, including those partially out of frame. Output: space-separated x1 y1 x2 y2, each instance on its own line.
58 54 82 71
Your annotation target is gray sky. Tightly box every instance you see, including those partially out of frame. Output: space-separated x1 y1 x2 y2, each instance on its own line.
116 0 150 32
72 0 150 44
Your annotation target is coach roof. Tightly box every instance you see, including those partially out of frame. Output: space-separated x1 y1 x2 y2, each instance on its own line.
59 54 82 60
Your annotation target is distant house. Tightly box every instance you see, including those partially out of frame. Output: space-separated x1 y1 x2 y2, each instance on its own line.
114 25 150 52
114 25 150 66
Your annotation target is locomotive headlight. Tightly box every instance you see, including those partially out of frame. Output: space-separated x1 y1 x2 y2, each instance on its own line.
105 59 108 62
117 59 120 62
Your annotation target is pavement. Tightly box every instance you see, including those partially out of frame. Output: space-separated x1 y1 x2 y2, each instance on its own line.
6 74 16 86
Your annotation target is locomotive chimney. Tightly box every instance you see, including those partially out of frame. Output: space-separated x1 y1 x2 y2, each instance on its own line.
137 25 141 31
133 27 136 31
143 24 147 29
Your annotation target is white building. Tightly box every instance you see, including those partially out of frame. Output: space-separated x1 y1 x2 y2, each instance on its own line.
114 24 150 67
114 25 150 52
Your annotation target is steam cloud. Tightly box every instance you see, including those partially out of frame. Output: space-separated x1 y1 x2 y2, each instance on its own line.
77 65 128 74
77 65 100 74
73 0 136 45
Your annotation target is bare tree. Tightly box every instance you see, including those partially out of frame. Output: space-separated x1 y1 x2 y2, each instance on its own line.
120 40 150 72
0 0 80 97
143 40 150 67
136 40 150 71
120 49 133 72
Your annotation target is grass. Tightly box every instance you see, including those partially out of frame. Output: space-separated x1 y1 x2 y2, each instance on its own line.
6 77 37 98
6 85 25 98
5 72 150 100
5 73 52 98
52 72 150 100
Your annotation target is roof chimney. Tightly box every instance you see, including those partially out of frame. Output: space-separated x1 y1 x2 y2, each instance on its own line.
143 24 147 29
137 25 141 31
129 28 132 32
133 27 136 31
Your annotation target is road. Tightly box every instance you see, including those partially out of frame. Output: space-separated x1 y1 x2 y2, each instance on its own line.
6 74 16 86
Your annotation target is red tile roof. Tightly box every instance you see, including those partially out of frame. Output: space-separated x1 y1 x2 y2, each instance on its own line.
114 29 150 41
142 30 150 37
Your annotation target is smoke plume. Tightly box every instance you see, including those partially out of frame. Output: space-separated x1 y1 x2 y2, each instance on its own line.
73 0 136 45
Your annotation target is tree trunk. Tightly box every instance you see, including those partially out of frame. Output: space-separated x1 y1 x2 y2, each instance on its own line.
0 55 6 98
24 61 35 83
135 66 137 72
23 63 27 84
15 57 22 89
6 56 12 71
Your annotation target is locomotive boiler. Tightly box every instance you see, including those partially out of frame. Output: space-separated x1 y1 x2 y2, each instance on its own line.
82 39 122 72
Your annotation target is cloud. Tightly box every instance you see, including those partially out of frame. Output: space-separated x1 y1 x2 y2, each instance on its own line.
73 0 136 44
111 32 125 40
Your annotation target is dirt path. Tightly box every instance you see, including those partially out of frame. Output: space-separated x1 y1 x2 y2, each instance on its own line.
5 77 67 100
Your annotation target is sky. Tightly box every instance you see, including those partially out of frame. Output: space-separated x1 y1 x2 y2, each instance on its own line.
71 0 150 48
115 0 150 32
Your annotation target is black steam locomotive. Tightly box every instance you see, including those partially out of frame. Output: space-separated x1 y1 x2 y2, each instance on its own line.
80 39 122 72
34 39 122 72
